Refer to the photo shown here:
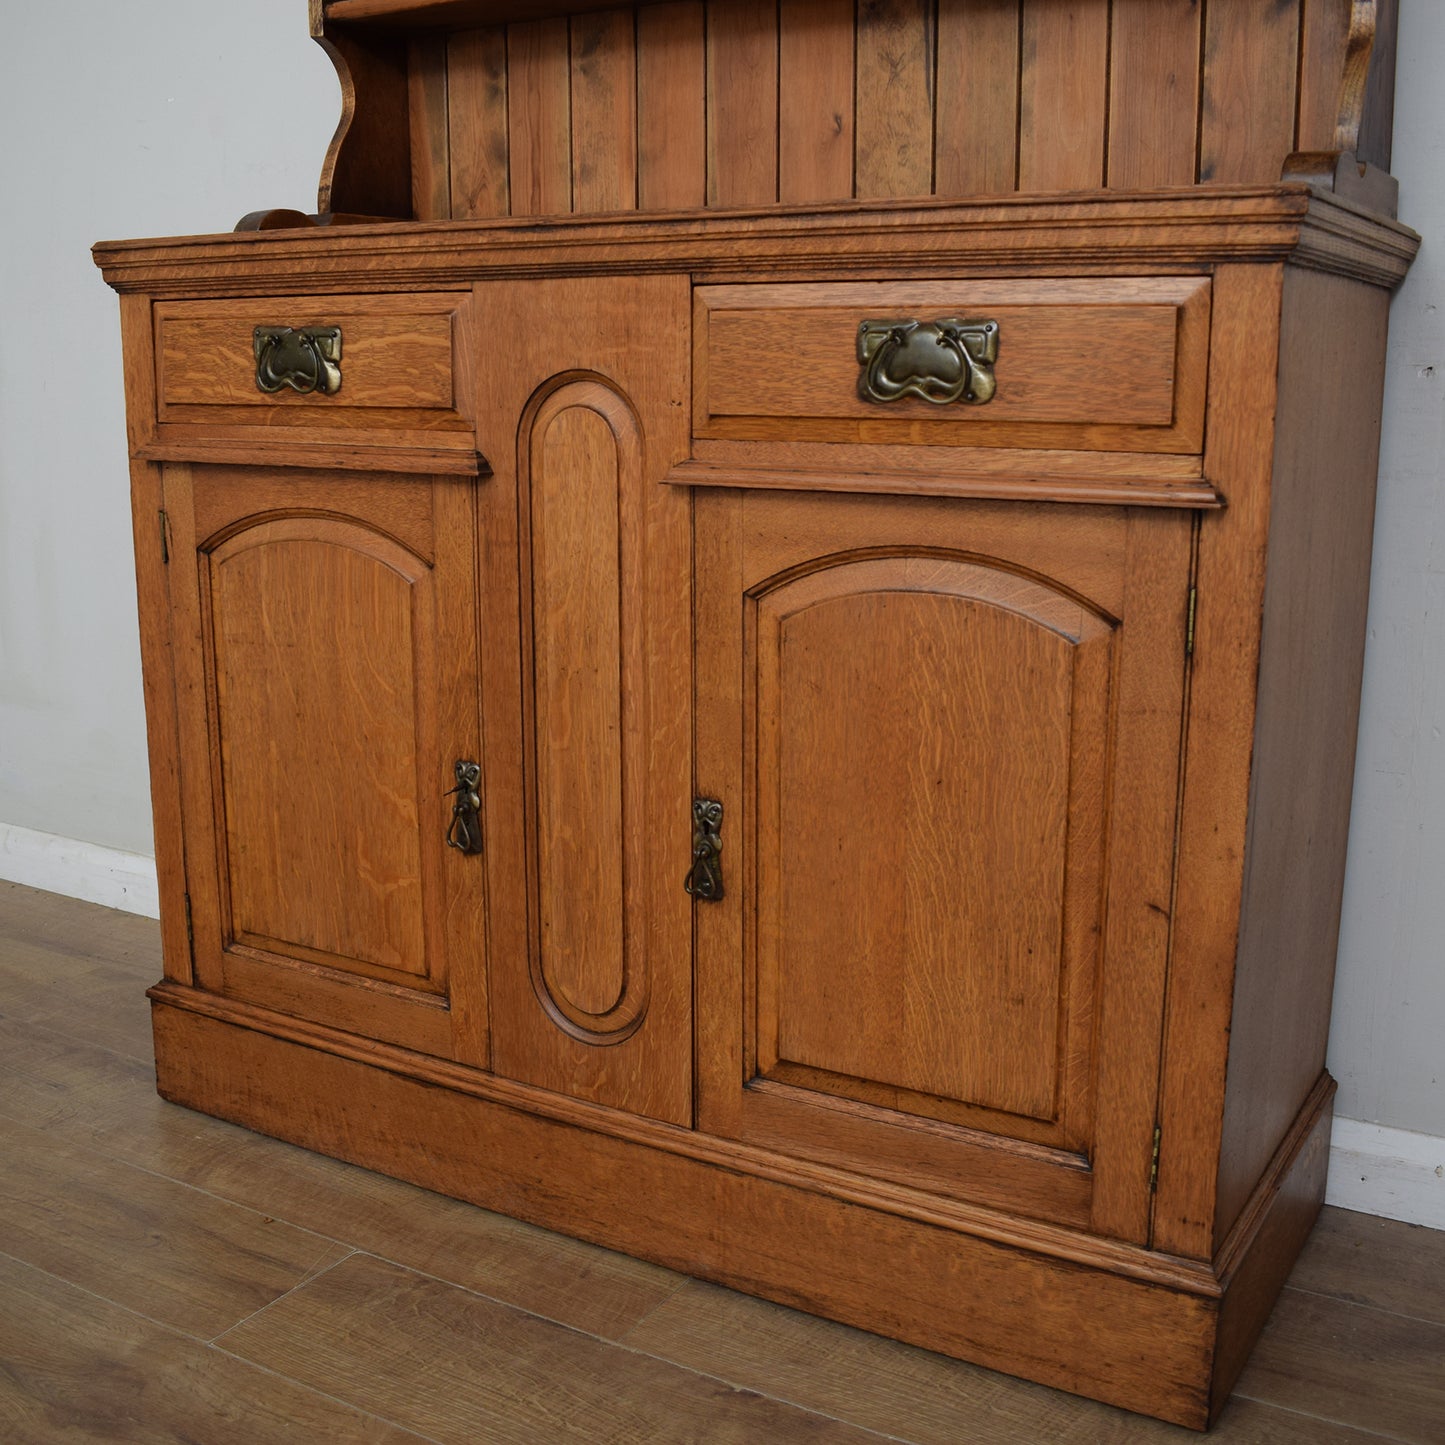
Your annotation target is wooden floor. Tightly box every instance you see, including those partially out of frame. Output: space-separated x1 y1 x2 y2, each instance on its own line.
1 881 1441 1443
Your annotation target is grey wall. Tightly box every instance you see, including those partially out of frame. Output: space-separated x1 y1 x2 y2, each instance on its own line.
0 2 1440 1141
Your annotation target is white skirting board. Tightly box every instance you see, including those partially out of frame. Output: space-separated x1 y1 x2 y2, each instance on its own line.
0 821 160 919
2 818 1441 1230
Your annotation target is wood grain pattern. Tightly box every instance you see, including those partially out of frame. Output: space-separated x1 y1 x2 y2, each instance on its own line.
1200 0 1302 185
1108 0 1201 189
476 274 693 1126
0 1113 348 1339
507 16 572 214
1018 0 1109 192
1298 0 1355 154
935 0 1020 195
1213 266 1393 1246
855 0 935 200
528 391 629 1024
636 1 706 208
0 1252 418 1445
218 1251 887 1443
1150 263 1287 1262
569 7 638 211
408 33 452 218
447 26 510 218
706 0 778 206
778 0 854 203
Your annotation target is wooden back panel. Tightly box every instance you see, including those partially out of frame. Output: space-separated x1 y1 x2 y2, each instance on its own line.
373 0 1398 222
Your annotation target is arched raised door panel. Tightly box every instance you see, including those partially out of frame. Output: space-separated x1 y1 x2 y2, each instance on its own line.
695 491 1193 1240
162 466 488 1065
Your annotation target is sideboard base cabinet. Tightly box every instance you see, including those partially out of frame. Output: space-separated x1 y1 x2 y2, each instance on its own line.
96 5 1417 1420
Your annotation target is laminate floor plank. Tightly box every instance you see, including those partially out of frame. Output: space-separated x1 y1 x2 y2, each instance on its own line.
0 1013 684 1342
0 1251 433 1445
217 1251 892 1444
1235 1286 1445 1443
3 882 1442 1444
0 1113 351 1339
621 1279 1400 1444
1288 1205 1445 1325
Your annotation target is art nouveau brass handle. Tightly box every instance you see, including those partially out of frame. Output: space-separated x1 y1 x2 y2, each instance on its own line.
856 318 999 406
253 325 343 396
684 798 724 902
445 760 484 856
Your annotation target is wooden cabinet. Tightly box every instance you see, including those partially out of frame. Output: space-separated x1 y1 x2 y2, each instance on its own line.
94 0 1416 1429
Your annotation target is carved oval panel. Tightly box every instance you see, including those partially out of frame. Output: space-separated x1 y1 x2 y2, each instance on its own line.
525 380 649 1039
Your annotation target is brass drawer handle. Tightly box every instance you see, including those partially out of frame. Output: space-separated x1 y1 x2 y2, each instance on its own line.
253 325 343 396
857 318 999 406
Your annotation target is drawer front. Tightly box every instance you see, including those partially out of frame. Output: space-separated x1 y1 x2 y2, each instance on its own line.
694 278 1211 454
154 293 468 430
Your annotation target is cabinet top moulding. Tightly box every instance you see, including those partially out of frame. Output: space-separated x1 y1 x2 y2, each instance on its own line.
321 0 631 24
92 188 1419 300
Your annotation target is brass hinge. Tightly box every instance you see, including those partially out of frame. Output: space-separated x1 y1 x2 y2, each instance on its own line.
183 891 194 949
1185 585 1197 657
1149 1125 1162 1193
158 508 171 565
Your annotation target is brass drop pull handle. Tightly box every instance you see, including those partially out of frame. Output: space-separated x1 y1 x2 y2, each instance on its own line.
445 760 484 855
685 798 724 902
857 318 999 406
254 325 343 395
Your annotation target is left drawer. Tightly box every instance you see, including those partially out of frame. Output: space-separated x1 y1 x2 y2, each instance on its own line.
153 292 469 431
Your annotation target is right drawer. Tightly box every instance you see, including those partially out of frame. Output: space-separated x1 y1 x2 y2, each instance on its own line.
694 277 1211 454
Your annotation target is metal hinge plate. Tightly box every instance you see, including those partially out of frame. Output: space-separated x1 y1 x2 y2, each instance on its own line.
158 509 171 565
1149 1125 1162 1193
1185 586 1197 657
183 891 194 949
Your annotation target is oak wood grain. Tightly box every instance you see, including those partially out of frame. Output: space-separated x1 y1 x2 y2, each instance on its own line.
934 0 1020 196
1107 0 1201 189
854 0 934 200
1200 0 1302 185
507 16 572 214
407 33 452 218
636 1 706 208
448 26 511 218
706 0 778 206
569 7 638 212
1018 0 1109 192
778 0 854 204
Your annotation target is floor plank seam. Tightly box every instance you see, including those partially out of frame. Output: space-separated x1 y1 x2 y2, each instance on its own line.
1281 1280 1445 1331
208 1248 360 1347
1227 1390 1419 1444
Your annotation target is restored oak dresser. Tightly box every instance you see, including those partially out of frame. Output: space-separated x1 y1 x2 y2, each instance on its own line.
95 0 1417 1427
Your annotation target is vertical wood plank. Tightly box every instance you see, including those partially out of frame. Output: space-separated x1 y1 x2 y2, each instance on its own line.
508 17 572 215
1200 0 1302 184
935 0 1021 196
706 0 779 206
1107 0 1201 189
778 0 854 203
1355 0 1396 170
1018 0 1109 192
855 0 935 200
408 36 451 219
637 1 707 209
1298 0 1352 153
571 8 638 212
447 28 509 219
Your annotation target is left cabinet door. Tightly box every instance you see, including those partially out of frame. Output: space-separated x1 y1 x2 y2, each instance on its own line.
161 463 488 1064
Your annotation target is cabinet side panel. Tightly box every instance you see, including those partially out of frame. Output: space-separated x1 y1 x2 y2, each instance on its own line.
1151 266 1284 1262
1212 268 1391 1247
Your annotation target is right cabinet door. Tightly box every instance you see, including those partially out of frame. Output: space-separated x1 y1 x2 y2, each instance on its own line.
694 489 1193 1242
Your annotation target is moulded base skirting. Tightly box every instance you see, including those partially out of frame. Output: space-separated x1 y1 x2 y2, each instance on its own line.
0 821 159 919
5 823 1442 1232
1325 1116 1445 1230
